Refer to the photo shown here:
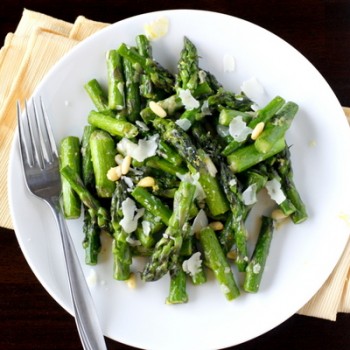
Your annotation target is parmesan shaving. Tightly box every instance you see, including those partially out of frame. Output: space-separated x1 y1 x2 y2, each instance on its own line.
191 209 208 235
182 252 202 277
228 116 252 142
178 88 200 110
144 16 169 40
240 77 265 106
175 118 192 131
265 178 286 204
117 134 159 162
120 198 145 233
242 183 258 205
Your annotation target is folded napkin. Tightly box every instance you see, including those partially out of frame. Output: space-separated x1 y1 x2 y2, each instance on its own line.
0 8 349 321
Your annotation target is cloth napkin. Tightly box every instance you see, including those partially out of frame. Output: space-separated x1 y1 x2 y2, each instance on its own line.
0 8 349 321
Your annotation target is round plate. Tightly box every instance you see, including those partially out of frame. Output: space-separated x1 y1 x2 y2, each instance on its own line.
8 9 350 350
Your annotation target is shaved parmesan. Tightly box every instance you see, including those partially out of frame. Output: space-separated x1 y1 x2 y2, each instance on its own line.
175 118 192 131
191 209 208 234
242 183 258 205
228 116 252 142
223 54 235 72
120 198 145 233
178 88 200 110
117 134 159 162
144 16 169 40
182 252 202 276
265 178 286 204
241 77 265 106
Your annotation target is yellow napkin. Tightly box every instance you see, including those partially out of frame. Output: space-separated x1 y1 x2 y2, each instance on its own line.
0 8 349 321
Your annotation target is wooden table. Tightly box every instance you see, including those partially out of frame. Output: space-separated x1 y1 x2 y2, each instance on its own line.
1 1 350 349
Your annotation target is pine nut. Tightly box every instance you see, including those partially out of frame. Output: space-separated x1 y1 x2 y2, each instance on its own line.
121 155 132 175
125 273 137 289
227 250 237 260
149 101 167 118
251 122 265 140
107 165 122 181
271 208 289 221
209 221 224 231
137 176 156 188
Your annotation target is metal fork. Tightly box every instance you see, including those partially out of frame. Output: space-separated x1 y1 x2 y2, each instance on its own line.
17 98 107 350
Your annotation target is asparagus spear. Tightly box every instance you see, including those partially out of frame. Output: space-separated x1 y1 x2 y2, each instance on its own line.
254 101 298 154
220 96 287 156
227 137 286 173
60 165 110 231
89 130 116 198
176 36 199 93
117 43 175 93
88 110 138 139
208 88 253 112
166 260 189 304
244 216 274 293
274 147 308 223
81 125 96 192
59 136 81 219
131 186 172 226
84 78 109 112
82 207 101 265
136 34 158 99
219 162 249 271
249 95 285 128
142 180 197 281
124 56 141 122
157 140 184 167
111 179 133 280
199 226 240 300
106 49 126 111
153 117 229 216
146 156 187 176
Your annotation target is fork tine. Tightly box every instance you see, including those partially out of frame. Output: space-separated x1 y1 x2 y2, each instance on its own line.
17 100 34 167
38 97 58 161
27 99 46 169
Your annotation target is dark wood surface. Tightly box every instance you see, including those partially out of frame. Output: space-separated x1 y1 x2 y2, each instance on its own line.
1 1 350 349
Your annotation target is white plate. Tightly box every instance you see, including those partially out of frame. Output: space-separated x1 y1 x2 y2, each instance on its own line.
8 10 350 350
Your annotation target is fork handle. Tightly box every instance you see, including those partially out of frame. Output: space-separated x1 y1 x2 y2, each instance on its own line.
52 207 107 350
